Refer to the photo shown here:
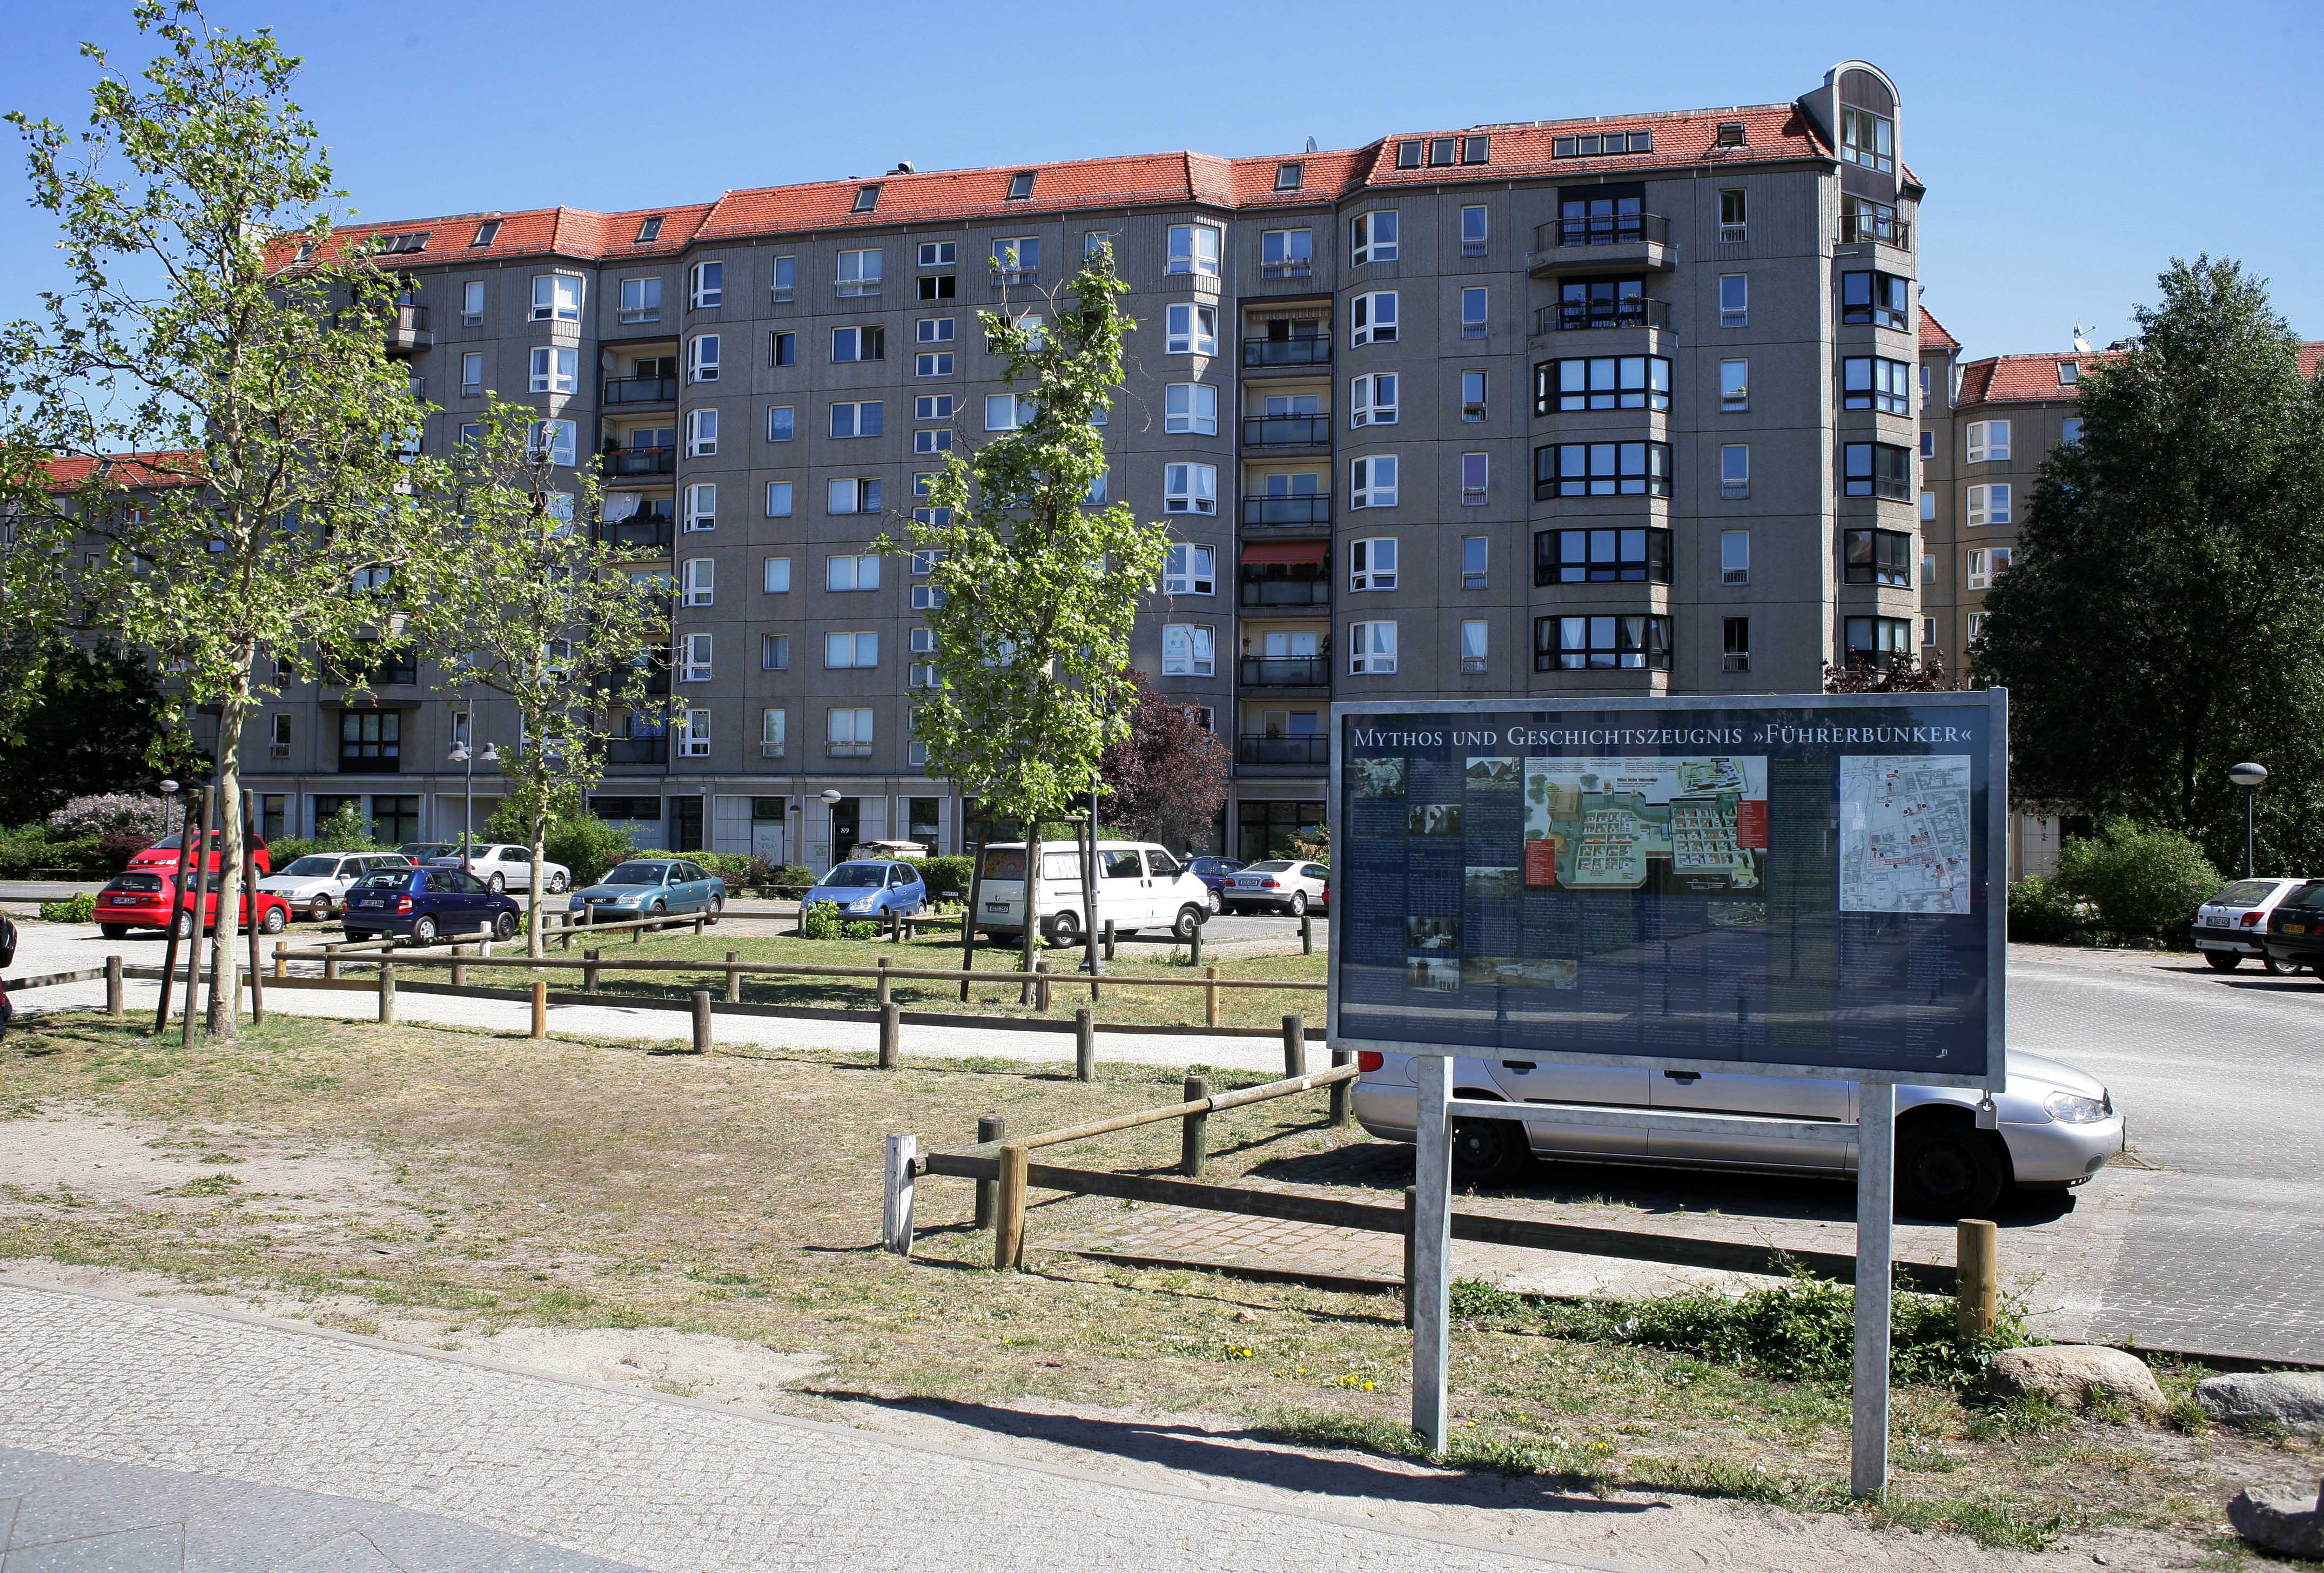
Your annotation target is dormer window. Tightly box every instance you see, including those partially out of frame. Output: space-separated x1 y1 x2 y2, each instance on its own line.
635 216 663 243
379 232 430 254
1005 171 1036 201
2056 360 2079 385
293 240 318 263
852 184 882 213
470 219 501 247
1554 130 1653 158
1714 121 1748 147
1274 161 1303 191
1461 135 1489 164
1428 137 1456 166
1394 139 1422 169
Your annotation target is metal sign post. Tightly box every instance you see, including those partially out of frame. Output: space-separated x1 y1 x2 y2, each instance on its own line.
1851 1080 1897 1497
1410 1054 1453 1453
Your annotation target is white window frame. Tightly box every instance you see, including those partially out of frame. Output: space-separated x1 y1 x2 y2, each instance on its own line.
1163 382 1218 435
1160 623 1215 678
1163 462 1218 515
765 481 793 518
1351 209 1399 265
683 482 717 530
762 555 792 593
679 707 711 758
528 346 575 394
1460 286 1488 339
824 630 879 669
766 406 795 442
831 400 883 439
1720 358 1748 412
836 248 882 296
680 557 715 607
529 419 576 467
770 255 796 302
1348 620 1398 675
1351 291 1398 346
689 260 723 310
1966 549 1990 590
1460 534 1488 589
530 273 580 322
827 554 882 592
1166 223 1222 277
1966 482 2012 527
1460 619 1488 674
914 394 954 421
916 317 955 344
1350 537 1398 592
1163 543 1215 596
1721 529 1750 585
984 393 1031 432
462 279 486 325
760 708 787 756
678 631 713 683
1460 452 1488 504
1721 443 1749 499
918 241 957 267
762 631 790 670
1350 454 1398 509
686 407 718 458
1460 205 1489 255
460 351 484 398
1966 419 2012 463
2061 417 2084 447
1718 273 1747 328
827 478 879 514
827 708 874 750
1349 373 1398 428
1460 371 1487 420
1164 302 1217 356
688 333 720 382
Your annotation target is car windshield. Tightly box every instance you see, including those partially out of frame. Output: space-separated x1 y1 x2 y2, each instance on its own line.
352 870 412 889
281 856 342 877
822 864 886 888
107 873 164 893
601 863 666 885
2211 879 2283 906
2283 882 2324 912
1244 860 1297 873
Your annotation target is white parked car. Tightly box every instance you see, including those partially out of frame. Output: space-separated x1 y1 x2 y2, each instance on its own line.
1223 858 1329 917
976 841 1211 945
421 843 570 895
258 852 414 922
2193 877 2309 972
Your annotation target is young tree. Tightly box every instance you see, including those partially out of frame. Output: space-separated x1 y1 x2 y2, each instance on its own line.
1097 669 1230 853
0 3 449 1034
1974 258 2324 873
879 243 1170 990
422 400 667 956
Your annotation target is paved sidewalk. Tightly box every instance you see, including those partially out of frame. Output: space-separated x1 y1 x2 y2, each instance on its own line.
0 1281 1628 1573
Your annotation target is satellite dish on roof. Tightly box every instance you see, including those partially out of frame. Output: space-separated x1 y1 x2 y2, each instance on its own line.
2071 321 2094 354
1305 136 1318 153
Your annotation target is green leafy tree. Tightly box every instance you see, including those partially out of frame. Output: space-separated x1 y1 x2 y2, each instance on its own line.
1974 258 2324 873
878 243 1170 989
0 634 201 823
420 401 666 954
0 3 455 1034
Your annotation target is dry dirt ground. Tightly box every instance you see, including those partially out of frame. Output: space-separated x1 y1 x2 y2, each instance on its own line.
1 1009 2313 1573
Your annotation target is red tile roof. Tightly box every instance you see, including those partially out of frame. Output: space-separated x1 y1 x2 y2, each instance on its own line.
39 452 203 491
1956 342 2324 406
1918 307 1959 352
300 104 1837 270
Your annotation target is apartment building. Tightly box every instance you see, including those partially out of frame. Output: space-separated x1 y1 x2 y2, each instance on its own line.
166 59 1932 865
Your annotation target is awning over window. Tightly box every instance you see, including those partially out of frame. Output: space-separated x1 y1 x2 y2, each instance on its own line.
1241 540 1329 566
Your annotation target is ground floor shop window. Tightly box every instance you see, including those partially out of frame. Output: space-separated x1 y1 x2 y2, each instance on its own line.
1237 799 1324 863
370 795 420 847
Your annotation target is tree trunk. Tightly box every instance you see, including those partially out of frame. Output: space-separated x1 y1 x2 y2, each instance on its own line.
207 689 251 1038
528 805 549 958
958 816 984 1001
1019 816 1042 1006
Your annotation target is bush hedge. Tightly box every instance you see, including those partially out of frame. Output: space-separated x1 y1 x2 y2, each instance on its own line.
2054 819 2221 942
2006 878 2085 944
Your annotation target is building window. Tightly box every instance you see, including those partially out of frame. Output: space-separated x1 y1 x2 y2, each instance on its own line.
528 346 575 394
1718 188 1747 243
678 632 713 682
916 317 956 346
1350 537 1398 591
1966 483 2013 527
770 255 796 302
1720 359 1748 412
1460 620 1489 675
1966 420 2012 463
1844 355 1912 414
1460 535 1488 589
826 554 881 593
836 248 882 296
1844 616 1913 658
914 394 955 422
1163 543 1215 595
683 482 716 530
1537 614 1670 671
528 419 576 466
1167 224 1222 277
1458 371 1487 421
461 351 484 399
1083 230 1114 259
1395 139 1422 169
759 709 787 757
530 274 580 321
1460 205 1488 257
1350 454 1398 509
1160 623 1214 677
1349 372 1398 427
681 557 715 607
991 236 1039 282
1843 441 1911 500
769 331 796 367
1351 291 1398 346
688 334 719 382
851 184 881 213
1460 452 1488 505
1919 489 1936 523
1966 612 1986 642
1537 355 1671 413
915 428 952 455
689 260 722 310
762 556 791 593
1351 210 1399 265
1461 287 1488 339
830 400 883 439
1844 527 1913 587
1718 273 1748 328
827 478 881 514
1164 382 1218 435
686 407 717 457
767 406 795 442
824 631 879 669
1534 441 1671 499
1534 527 1671 586
918 241 957 268
1840 105 1895 174
1274 161 1304 191
1348 621 1398 674
2061 417 2084 446
1720 443 1749 499
831 325 884 363
1723 617 1750 672
461 279 487 326
1841 270 1910 330
1164 302 1217 355
1919 430 1935 460
1002 170 1036 201
1163 462 1218 514
984 392 1033 431
827 708 874 757
1922 552 1937 589
1260 228 1313 278
1551 129 1652 158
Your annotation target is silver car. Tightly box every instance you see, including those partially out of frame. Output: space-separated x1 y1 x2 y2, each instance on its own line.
1352 1047 2124 1221
258 852 412 923
2193 877 2309 972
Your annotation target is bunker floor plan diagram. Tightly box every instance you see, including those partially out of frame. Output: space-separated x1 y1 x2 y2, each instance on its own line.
1522 756 1768 893
1839 754 1973 915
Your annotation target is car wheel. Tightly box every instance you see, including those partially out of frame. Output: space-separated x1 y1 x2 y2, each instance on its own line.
1288 891 1308 918
2204 951 2241 971
707 893 724 923
1450 1116 1530 1187
1205 888 1221 915
1172 904 1205 940
410 916 438 947
1896 1115 2009 1221
2260 952 2296 976
172 910 194 940
488 872 506 893
550 871 569 893
259 905 287 936
100 924 128 940
651 900 667 917
1045 909 1082 950
493 910 518 941
308 895 333 923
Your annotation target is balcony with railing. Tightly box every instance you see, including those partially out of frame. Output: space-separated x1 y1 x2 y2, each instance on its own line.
1237 734 1328 770
826 740 874 758
594 515 674 555
603 374 679 407
1534 296 1671 334
1241 335 1332 369
1239 573 1329 610
1240 493 1332 530
606 444 676 479
1841 210 1913 251
1239 654 1329 689
1528 213 1675 275
603 736 668 766
385 302 431 354
1241 414 1331 449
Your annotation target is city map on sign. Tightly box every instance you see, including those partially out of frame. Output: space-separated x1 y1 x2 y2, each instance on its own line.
1838 754 1973 915
1522 756 1769 895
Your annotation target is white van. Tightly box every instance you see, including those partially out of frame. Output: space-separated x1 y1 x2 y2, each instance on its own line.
975 841 1211 945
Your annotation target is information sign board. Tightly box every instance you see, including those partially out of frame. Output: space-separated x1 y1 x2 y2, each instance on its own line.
1328 694 2006 1090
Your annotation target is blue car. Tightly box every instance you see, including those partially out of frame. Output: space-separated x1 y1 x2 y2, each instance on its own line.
804 861 926 919
341 865 521 946
1186 856 1246 916
567 858 726 924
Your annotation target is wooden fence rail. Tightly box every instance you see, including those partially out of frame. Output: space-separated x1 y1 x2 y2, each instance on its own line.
270 950 1326 994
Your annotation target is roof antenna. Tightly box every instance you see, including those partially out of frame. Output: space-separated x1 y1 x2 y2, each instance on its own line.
1304 136 1318 154
2071 320 2094 354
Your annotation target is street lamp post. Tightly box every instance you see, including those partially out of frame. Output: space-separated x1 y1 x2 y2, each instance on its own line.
449 729 502 873
818 788 842 869
2228 762 2268 879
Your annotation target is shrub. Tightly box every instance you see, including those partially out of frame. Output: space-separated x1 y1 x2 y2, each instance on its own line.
0 824 105 877
798 902 843 940
484 803 635 886
839 918 880 939
46 792 173 840
2006 878 2084 944
310 801 382 853
775 863 814 890
2053 819 2222 940
922 853 973 898
265 836 321 866
38 891 98 923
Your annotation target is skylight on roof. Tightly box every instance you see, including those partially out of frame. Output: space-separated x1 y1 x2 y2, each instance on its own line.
471 219 501 247
1714 121 1748 147
1274 162 1303 191
852 184 882 213
378 231 430 254
2057 361 2079 385
1553 130 1652 158
1005 171 1036 200
635 216 663 242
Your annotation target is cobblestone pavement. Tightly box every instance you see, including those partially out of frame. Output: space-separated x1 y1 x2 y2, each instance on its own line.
0 1448 644 1571
0 1283 1633 1573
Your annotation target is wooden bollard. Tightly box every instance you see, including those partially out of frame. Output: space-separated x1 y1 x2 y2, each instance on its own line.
449 944 466 988
1180 1075 1209 1178
1189 924 1204 967
105 954 123 1016
631 919 642 944
692 912 705 937
1033 958 1051 1013
1204 966 1219 1029
272 940 287 980
877 1002 900 1068
993 1142 1029 1270
1074 1006 1095 1081
876 955 891 1006
888 907 902 943
1101 919 1116 962
973 1114 1007 1228
530 978 548 1039
377 961 395 1025
690 989 713 1052
1282 1013 1306 1078
583 947 601 992
725 950 741 1004
1330 1046 1353 1127
1403 1185 1419 1329
323 945 339 982
1956 1218 1999 1339
1300 912 1314 955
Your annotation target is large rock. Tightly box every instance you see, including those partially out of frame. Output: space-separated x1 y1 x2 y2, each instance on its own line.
2198 1371 2324 1437
2227 1482 2324 1560
1986 1345 2165 1416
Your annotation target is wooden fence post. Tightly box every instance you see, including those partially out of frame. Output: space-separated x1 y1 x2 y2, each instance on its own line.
1956 1218 1998 1339
323 944 340 983
1403 1185 1419 1329
1074 1007 1095 1081
583 947 601 992
692 912 705 937
1033 958 1051 1013
1180 1075 1209 1178
878 1003 901 1068
973 1114 1006 1229
449 944 466 988
1190 925 1204 967
105 954 123 1017
1300 913 1314 956
531 978 548 1040
888 907 902 944
882 1133 918 1257
377 961 395 1025
272 941 286 979
876 954 891 1006
632 919 643 944
691 990 713 1052
993 1142 1029 1270
1330 1047 1353 1127
1101 919 1116 962
1281 1013 1306 1078
725 951 741 1004
1204 966 1219 1030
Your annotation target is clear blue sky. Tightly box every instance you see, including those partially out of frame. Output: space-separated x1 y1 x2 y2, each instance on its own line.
3 0 2319 359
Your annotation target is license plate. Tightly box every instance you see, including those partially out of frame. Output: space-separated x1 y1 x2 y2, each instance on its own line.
984 900 1007 913
357 899 384 909
108 896 137 905
2203 917 2228 928
2287 923 2308 935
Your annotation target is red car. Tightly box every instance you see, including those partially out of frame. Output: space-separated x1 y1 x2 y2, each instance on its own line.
95 869 290 940
127 829 272 879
